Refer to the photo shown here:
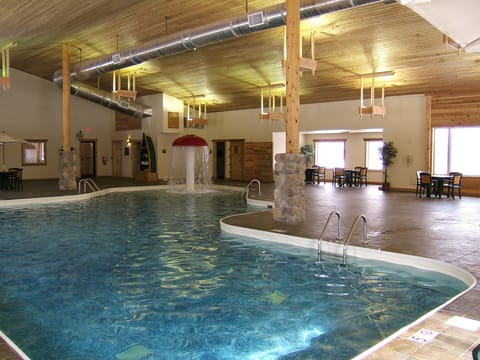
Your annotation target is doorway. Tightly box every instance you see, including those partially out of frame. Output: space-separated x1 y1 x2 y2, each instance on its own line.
80 140 96 177
213 141 225 179
229 139 245 180
112 140 123 177
131 141 142 179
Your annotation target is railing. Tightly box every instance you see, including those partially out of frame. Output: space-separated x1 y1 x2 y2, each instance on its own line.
242 179 261 200
342 215 368 266
78 178 101 194
317 211 342 260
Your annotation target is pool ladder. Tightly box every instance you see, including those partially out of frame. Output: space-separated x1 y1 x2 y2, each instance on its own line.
78 178 101 194
318 212 368 265
242 179 261 200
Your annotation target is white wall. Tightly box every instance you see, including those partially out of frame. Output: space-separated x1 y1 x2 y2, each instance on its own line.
0 69 115 179
200 95 427 190
1 69 427 190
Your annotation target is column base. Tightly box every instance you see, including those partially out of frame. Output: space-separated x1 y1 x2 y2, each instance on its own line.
273 153 306 224
59 150 77 190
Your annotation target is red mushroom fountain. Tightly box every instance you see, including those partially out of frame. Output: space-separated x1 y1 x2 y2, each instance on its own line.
170 135 210 193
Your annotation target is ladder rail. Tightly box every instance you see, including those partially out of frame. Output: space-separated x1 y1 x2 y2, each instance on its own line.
317 210 342 260
242 178 261 199
342 215 368 266
78 178 101 194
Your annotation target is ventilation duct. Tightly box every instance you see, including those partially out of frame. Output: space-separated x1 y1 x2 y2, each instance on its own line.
54 0 387 118
70 81 152 118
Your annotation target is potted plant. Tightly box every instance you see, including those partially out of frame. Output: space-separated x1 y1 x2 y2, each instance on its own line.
300 144 314 167
379 141 397 191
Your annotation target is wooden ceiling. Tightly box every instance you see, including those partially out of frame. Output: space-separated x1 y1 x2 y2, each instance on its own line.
2 0 480 113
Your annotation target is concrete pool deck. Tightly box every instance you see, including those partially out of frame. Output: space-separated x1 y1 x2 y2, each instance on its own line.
0 177 479 359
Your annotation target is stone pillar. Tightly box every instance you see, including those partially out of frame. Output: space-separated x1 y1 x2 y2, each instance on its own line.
59 150 76 190
273 153 306 224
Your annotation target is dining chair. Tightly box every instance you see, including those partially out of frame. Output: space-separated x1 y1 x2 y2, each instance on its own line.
356 167 368 187
15 168 23 190
332 167 346 187
7 168 17 190
418 172 433 198
444 172 462 199
352 166 362 186
7 167 23 191
313 165 326 184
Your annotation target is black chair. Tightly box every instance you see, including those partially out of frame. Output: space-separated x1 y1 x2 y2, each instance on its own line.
313 166 326 184
356 167 368 187
444 172 462 199
418 172 433 198
305 168 315 184
8 167 23 191
333 167 346 187
352 166 362 186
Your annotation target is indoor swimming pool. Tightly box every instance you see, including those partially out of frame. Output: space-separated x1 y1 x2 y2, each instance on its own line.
0 189 470 359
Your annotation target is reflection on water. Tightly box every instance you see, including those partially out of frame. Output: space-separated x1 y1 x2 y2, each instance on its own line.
0 190 468 360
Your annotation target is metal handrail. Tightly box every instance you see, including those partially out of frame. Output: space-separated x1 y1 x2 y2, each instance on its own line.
317 211 342 260
242 178 261 199
342 215 368 266
78 178 101 194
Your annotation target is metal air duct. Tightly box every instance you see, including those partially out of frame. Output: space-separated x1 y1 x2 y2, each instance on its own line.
54 0 387 118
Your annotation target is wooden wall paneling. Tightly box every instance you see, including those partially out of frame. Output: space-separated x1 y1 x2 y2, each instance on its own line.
245 142 273 182
115 112 142 131
7 2 480 113
430 94 480 196
431 95 480 127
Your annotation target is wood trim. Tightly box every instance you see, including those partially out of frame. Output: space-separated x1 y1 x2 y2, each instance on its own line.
426 95 432 172
285 0 300 154
431 95 480 127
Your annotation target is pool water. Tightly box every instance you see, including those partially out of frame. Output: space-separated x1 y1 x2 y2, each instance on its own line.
0 190 468 359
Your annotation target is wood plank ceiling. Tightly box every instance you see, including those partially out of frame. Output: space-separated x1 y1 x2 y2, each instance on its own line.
2 0 480 113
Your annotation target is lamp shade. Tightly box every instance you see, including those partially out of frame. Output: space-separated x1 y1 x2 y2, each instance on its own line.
172 134 208 147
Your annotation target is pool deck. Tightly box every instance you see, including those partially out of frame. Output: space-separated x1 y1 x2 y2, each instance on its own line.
0 177 479 359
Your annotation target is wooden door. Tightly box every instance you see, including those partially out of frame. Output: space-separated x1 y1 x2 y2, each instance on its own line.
131 141 142 179
229 140 245 180
80 140 96 177
112 140 123 177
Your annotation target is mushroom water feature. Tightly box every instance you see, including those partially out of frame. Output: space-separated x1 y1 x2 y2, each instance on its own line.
170 134 210 193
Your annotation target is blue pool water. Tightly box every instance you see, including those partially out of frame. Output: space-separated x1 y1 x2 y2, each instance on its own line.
0 190 468 359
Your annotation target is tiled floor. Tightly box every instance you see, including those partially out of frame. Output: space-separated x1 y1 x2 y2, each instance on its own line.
0 178 479 359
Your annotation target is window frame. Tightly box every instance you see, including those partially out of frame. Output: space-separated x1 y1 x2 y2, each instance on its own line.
313 139 346 169
432 126 480 176
22 139 48 166
364 138 383 171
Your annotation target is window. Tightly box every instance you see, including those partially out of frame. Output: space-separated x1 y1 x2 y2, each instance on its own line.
365 138 383 170
314 139 345 168
432 127 480 175
22 139 47 166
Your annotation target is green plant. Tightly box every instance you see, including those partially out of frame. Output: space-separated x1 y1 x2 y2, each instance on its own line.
379 141 397 190
300 144 314 166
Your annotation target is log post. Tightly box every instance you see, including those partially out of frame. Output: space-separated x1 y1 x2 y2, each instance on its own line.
273 0 306 224
58 42 77 190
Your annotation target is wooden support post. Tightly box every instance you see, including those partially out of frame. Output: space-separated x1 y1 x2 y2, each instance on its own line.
285 0 300 153
59 41 76 190
63 42 71 151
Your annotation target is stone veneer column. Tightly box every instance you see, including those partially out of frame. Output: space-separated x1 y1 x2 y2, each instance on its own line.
59 150 76 190
273 153 306 224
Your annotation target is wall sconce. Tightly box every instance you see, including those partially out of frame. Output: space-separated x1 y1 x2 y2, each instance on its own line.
126 135 132 145
76 130 84 141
